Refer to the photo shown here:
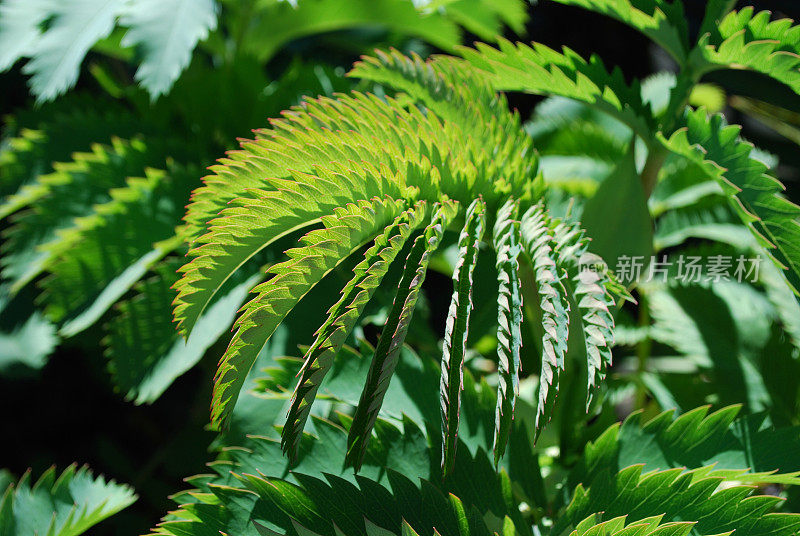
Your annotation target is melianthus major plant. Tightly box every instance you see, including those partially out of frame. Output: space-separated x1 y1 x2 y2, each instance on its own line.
169 48 631 471
3 0 800 535
170 4 800 465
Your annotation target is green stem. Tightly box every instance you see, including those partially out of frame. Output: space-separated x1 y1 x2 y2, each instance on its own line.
635 292 651 409
640 146 668 199
639 63 703 199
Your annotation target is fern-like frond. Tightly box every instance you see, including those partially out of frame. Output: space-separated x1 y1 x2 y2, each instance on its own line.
38 165 195 336
546 0 689 64
20 0 123 102
553 464 800 536
257 337 534 507
659 108 800 295
459 39 656 142
181 56 534 249
0 0 50 72
212 196 407 429
175 48 627 465
694 8 800 95
0 464 136 536
491 199 523 466
1 138 169 293
175 95 444 334
152 451 497 536
350 50 537 199
105 259 261 404
152 360 526 535
567 515 693 536
281 202 429 458
550 221 616 404
440 197 486 475
346 201 458 470
118 0 218 99
0 105 146 213
571 405 800 491
521 204 571 437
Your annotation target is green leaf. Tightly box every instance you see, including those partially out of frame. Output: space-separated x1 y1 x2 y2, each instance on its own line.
151 381 517 536
698 0 736 38
440 198 486 474
211 196 406 430
581 148 653 272
659 108 800 295
346 201 458 470
459 39 656 142
1 104 148 216
174 129 407 336
520 204 571 438
553 463 800 536
0 464 136 536
237 0 462 63
549 221 617 405
119 0 218 98
491 199 523 465
347 50 536 200
430 0 528 40
282 202 428 458
0 311 57 375
0 0 52 72
105 259 262 404
1 138 170 294
694 8 800 95
567 515 694 536
571 405 800 494
21 0 125 101
39 165 195 335
176 53 538 339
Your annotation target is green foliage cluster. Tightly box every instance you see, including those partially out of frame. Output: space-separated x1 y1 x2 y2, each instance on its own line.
2 0 800 535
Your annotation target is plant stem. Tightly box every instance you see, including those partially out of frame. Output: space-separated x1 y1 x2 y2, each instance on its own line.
639 63 703 199
640 146 668 199
635 292 651 409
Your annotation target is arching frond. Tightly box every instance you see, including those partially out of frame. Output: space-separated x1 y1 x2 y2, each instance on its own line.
174 133 410 337
1 138 170 293
553 464 800 536
459 39 656 142
346 201 458 470
150 414 512 536
281 202 429 458
571 405 800 491
567 515 693 536
168 46 633 470
659 107 800 295
440 198 486 475
550 221 616 404
521 204 570 437
694 8 800 94
0 106 147 217
38 165 196 336
212 196 407 429
491 200 523 465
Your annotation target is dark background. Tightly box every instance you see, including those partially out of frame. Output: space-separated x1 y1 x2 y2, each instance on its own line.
2 1 800 533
